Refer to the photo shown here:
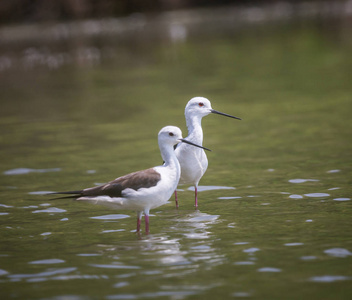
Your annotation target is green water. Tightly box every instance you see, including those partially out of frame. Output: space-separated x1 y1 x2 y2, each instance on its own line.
1 18 352 300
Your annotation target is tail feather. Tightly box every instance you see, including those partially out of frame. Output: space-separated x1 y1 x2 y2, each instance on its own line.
48 190 83 200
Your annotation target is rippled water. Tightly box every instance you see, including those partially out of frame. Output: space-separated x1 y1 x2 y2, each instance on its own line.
1 7 352 300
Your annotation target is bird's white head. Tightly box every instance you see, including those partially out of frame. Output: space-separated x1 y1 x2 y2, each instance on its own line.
158 126 183 147
158 126 212 151
185 97 213 119
185 96 242 121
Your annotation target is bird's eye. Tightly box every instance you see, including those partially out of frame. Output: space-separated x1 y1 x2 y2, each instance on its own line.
169 132 174 136
198 102 204 107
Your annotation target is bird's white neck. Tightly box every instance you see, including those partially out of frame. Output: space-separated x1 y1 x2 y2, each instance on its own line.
159 142 180 169
185 114 204 145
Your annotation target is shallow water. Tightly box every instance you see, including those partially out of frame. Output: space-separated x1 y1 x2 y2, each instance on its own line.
1 8 352 300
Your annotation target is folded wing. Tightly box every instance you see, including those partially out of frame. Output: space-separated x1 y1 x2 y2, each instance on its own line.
51 168 161 199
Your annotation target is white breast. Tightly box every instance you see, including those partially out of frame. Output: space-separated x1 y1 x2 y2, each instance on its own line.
176 144 208 186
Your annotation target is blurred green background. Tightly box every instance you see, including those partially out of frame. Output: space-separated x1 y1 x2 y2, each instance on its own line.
0 1 352 299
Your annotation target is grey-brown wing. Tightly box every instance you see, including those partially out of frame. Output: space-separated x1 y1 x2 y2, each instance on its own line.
81 168 161 198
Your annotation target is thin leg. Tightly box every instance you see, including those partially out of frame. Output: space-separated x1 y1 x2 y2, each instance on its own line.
144 214 150 234
136 211 143 232
195 186 198 208
174 190 179 208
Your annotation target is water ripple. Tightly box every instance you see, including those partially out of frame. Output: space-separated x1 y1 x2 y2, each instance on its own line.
304 193 330 198
289 194 303 199
300 256 317 260
113 281 129 288
52 274 109 281
102 229 125 233
309 275 351 282
29 259 65 264
190 245 213 252
187 185 235 192
284 243 304 246
40 232 52 236
106 294 137 300
32 207 67 213
8 267 77 280
186 214 219 223
28 191 54 195
107 289 199 299
243 248 260 254
257 267 282 272
183 232 211 240
0 204 13 208
289 179 319 183
0 269 8 276
232 292 252 297
3 168 61 175
234 261 255 265
89 264 140 270
141 291 197 298
333 198 350 201
90 214 130 220
160 255 190 265
324 248 352 258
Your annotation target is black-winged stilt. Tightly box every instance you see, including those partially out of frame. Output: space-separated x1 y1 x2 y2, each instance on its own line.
50 126 210 234
174 97 241 208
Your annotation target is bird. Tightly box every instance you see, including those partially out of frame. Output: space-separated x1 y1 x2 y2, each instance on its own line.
174 97 241 208
49 126 210 234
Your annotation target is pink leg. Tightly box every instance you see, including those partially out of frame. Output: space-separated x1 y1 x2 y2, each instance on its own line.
137 218 141 232
136 211 143 232
145 214 150 234
175 190 179 208
195 186 198 208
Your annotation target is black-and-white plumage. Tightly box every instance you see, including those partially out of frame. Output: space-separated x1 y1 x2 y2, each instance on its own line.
51 126 209 233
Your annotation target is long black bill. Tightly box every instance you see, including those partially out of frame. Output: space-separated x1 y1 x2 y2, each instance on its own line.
210 109 241 120
180 139 212 152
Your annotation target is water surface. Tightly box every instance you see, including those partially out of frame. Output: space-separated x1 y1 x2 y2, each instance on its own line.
1 8 352 300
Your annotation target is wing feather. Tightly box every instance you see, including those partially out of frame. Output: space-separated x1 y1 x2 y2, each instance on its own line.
81 168 161 198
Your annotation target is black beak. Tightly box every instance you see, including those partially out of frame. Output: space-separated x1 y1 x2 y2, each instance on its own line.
180 139 212 152
210 109 241 120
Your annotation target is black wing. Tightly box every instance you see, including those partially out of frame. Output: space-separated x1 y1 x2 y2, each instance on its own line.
50 168 161 199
